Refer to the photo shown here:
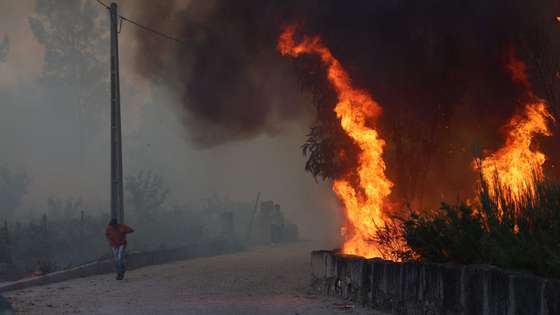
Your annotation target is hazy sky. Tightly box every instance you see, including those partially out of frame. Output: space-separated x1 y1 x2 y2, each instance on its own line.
0 0 342 242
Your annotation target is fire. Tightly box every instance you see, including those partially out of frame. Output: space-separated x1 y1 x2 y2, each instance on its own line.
278 26 392 258
479 102 552 205
477 51 553 208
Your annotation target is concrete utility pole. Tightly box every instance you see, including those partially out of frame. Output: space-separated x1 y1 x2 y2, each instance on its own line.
109 2 124 224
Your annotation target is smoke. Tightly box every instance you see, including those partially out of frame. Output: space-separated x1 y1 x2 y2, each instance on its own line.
1 0 559 241
0 0 339 244
132 0 311 146
132 0 560 206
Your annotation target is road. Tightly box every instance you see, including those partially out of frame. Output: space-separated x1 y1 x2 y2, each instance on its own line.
5 242 382 315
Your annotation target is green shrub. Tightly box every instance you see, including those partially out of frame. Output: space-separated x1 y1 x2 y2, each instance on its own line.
381 176 560 278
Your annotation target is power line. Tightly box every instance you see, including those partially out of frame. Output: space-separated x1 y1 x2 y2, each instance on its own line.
119 16 186 44
93 0 186 45
95 0 109 9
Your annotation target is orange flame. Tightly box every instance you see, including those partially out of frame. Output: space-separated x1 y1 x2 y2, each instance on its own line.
278 26 392 258
479 102 552 205
477 51 553 207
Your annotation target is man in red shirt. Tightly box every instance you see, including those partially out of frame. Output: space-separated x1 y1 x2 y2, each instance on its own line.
105 219 134 280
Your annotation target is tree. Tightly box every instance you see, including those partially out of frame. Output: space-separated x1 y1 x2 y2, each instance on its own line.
28 0 106 87
295 57 359 181
0 167 29 220
0 35 9 63
28 0 108 154
510 0 560 116
125 170 169 223
46 197 82 219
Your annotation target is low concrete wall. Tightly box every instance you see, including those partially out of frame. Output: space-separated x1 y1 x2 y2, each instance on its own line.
310 250 560 315
0 238 242 293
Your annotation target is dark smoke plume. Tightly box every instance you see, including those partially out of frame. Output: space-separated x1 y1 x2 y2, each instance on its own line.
133 0 560 206
132 0 308 146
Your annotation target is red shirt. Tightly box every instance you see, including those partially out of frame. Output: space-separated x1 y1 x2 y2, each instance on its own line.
105 224 134 248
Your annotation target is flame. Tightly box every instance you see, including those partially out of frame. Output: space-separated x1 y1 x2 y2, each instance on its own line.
479 102 552 205
278 25 392 258
477 51 553 208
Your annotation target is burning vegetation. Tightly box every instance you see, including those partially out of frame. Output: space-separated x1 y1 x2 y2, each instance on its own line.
125 0 560 273
278 26 393 258
476 52 554 211
477 102 552 209
278 28 557 265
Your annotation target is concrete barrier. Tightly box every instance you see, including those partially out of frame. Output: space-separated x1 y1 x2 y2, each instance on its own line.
310 251 560 315
0 238 242 293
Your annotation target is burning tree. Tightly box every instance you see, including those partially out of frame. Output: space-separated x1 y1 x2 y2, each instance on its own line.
295 55 360 182
277 25 558 262
278 26 394 258
377 50 559 270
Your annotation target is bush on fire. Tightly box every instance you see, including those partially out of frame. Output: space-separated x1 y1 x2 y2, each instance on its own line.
381 176 560 278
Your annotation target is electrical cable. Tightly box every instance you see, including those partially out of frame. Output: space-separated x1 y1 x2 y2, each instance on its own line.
93 0 186 45
119 16 186 44
95 0 109 9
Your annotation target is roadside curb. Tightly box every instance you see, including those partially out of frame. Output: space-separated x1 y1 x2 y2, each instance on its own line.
0 238 243 293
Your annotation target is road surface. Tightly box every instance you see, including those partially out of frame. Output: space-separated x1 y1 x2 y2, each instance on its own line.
5 242 383 315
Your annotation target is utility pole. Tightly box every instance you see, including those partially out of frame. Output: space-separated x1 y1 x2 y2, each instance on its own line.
110 2 124 224
247 192 261 242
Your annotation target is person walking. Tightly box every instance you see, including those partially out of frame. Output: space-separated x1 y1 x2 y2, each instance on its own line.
105 219 134 280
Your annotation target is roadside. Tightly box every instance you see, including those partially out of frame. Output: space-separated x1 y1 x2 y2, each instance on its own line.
5 242 383 315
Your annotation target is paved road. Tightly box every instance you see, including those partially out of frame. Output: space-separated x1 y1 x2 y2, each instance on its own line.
6 242 383 315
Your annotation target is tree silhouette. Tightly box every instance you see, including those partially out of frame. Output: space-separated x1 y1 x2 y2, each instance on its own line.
46 197 82 219
0 35 9 63
0 167 29 220
125 170 169 223
29 0 106 85
28 0 108 140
